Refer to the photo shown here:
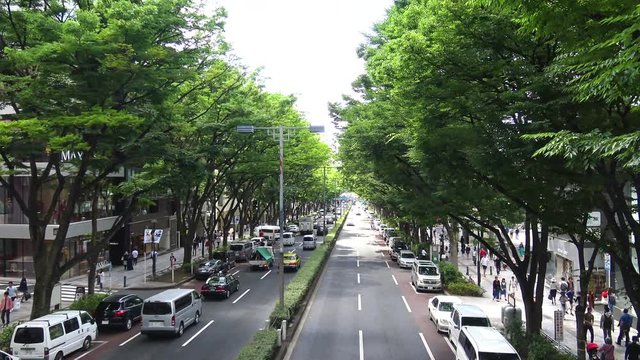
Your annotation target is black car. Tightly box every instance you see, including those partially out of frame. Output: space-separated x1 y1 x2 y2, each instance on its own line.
94 294 144 330
195 260 226 280
200 274 240 299
211 250 237 270
317 225 328 236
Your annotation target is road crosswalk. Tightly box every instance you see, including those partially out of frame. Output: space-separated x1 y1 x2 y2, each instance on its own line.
61 284 109 302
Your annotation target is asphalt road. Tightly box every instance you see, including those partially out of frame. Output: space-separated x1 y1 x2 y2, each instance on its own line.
70 234 325 360
286 211 457 360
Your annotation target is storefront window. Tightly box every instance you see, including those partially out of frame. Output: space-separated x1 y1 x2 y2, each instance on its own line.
0 239 34 278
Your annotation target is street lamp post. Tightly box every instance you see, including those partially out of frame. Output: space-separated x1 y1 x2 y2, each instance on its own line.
237 124 324 310
151 219 157 279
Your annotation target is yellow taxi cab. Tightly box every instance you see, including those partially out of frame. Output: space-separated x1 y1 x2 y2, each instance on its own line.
283 252 301 272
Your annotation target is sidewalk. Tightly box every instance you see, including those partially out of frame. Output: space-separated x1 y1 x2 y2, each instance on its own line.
455 254 638 358
0 247 203 324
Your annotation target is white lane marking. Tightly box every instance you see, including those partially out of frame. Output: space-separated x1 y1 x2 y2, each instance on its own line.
356 250 359 257
391 275 398 285
357 259 360 267
357 273 361 284
409 282 418 294
385 261 390 269
359 330 364 360
233 289 251 304
291 248 296 253
181 320 215 347
231 270 240 276
444 334 456 354
419 332 436 360
261 270 272 279
298 243 303 248
71 341 107 359
119 332 141 346
358 294 362 311
401 295 412 313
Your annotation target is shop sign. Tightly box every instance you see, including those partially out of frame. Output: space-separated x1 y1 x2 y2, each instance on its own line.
96 260 111 270
587 211 601 227
143 229 163 244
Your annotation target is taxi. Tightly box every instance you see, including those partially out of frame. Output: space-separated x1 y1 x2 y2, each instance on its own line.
283 251 301 272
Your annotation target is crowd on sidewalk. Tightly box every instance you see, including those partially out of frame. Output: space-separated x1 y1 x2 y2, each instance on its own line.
453 242 639 359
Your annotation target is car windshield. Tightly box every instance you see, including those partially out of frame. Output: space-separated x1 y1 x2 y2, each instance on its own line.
96 302 121 312
207 277 227 285
394 243 407 250
199 261 215 268
439 302 455 312
14 327 44 344
401 253 415 259
419 266 438 276
230 244 243 251
284 255 297 261
479 352 519 360
462 317 491 327
212 252 227 261
142 302 171 315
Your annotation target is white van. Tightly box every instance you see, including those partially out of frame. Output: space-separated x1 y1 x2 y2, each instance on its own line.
456 326 521 360
302 235 316 250
448 304 492 349
411 260 442 292
141 289 202 337
11 310 97 360
281 232 295 246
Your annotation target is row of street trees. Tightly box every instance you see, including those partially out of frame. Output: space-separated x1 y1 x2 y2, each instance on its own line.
0 0 334 319
336 1 639 358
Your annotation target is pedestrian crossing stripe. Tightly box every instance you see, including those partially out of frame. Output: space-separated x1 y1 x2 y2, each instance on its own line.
60 284 109 302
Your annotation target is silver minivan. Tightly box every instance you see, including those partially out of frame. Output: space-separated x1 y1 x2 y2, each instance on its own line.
229 241 254 261
141 289 202 337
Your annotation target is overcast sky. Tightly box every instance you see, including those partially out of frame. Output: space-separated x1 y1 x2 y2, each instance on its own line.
211 0 393 145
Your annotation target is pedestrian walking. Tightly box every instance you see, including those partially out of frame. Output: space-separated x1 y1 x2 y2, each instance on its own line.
549 278 558 305
465 244 471 259
600 337 616 360
617 308 633 346
588 290 595 311
192 240 197 256
601 305 615 340
626 336 640 360
421 248 427 260
500 278 507 300
559 292 568 314
121 251 129 270
584 307 595 343
493 254 501 275
518 243 525 258
559 277 569 297
508 276 519 298
568 276 574 291
6 282 17 302
567 288 575 315
170 253 177 268
608 289 617 312
18 277 29 302
131 248 139 265
479 247 487 259
96 270 103 290
0 291 13 327
481 255 490 277
492 276 501 301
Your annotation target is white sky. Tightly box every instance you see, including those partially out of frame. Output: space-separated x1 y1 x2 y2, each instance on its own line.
211 0 393 146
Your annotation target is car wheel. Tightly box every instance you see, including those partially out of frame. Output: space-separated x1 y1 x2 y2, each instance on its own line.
177 322 184 337
195 311 200 324
82 336 92 351
55 352 64 360
125 318 133 330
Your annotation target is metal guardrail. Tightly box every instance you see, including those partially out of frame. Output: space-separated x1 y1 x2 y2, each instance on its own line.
540 331 575 356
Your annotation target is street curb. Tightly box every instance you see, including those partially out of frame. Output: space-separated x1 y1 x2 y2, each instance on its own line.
125 275 196 290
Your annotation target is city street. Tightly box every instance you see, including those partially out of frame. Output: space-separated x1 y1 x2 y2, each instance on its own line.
286 211 456 360
53 234 325 360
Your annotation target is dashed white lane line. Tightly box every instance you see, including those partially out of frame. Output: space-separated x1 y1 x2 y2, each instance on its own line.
71 341 107 359
233 289 251 304
358 294 362 311
231 270 240 276
181 320 215 347
260 270 272 279
357 273 361 284
357 259 360 267
119 332 141 346
419 332 436 360
444 334 456 354
391 275 398 285
385 261 390 269
359 330 365 360
401 295 412 313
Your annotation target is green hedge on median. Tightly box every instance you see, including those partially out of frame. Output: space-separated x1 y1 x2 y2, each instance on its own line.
69 293 110 312
236 207 349 360
0 323 18 351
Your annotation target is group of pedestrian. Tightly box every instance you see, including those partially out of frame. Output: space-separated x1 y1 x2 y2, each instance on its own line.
1 278 29 327
121 249 140 271
491 275 519 302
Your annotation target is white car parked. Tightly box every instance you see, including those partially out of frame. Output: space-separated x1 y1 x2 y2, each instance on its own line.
428 295 462 332
397 250 416 268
